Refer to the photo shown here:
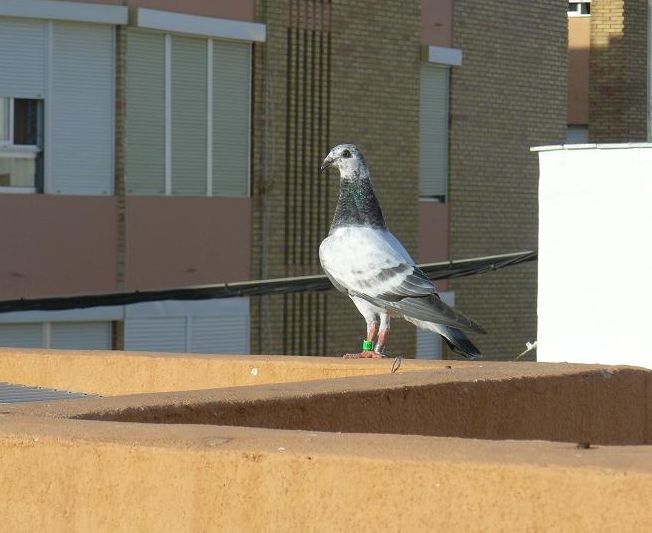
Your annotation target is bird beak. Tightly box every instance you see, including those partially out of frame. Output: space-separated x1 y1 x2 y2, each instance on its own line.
320 155 334 173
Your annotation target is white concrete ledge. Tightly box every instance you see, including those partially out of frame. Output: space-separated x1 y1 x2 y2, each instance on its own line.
531 142 652 152
0 0 128 25
134 8 266 42
425 45 462 66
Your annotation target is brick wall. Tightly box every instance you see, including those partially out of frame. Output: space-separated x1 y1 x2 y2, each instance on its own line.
449 0 567 359
589 0 648 141
252 0 421 356
253 0 567 359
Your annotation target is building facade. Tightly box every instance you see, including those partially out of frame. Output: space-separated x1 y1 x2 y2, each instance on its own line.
0 0 567 358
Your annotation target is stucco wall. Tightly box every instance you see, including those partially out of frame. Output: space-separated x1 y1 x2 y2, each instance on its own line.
0 196 118 299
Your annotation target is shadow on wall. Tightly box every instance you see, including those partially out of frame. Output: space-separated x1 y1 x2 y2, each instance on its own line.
77 367 651 446
588 1 647 142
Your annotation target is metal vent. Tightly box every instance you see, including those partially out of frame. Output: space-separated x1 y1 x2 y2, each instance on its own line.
0 382 95 404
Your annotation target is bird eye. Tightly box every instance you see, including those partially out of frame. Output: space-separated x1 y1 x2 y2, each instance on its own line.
341 149 352 158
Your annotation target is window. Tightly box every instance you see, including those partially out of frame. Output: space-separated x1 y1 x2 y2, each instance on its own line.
566 125 589 144
0 97 43 192
568 1 590 16
126 30 251 197
0 17 115 195
419 64 449 201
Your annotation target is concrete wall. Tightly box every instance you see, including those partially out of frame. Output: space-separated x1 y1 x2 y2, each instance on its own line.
0 196 118 299
449 0 567 358
0 348 440 395
421 0 453 46
537 144 652 367
418 201 448 263
126 197 252 290
0 195 252 299
2 353 652 531
3 416 652 532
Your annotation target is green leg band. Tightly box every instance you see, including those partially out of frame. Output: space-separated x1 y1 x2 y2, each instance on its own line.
362 340 374 351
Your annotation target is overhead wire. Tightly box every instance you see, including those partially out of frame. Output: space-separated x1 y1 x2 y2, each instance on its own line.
0 250 537 314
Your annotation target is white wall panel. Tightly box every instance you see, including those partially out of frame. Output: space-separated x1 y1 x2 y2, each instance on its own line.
536 144 652 368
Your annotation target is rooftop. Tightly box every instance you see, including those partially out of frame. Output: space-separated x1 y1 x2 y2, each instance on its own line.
2 348 652 530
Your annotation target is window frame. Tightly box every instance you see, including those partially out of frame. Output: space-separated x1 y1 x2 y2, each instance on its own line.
568 1 591 17
0 96 43 194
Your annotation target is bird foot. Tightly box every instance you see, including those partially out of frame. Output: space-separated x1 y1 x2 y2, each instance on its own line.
343 350 383 359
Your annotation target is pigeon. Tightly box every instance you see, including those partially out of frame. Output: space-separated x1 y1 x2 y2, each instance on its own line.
319 143 486 359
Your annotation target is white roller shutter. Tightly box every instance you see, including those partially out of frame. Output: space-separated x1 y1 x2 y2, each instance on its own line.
50 322 111 350
50 21 114 195
0 321 111 349
0 17 46 98
125 317 187 353
171 35 207 195
416 329 442 360
124 298 250 354
126 30 166 194
419 64 449 199
415 291 455 359
0 323 42 348
212 40 250 196
191 315 249 354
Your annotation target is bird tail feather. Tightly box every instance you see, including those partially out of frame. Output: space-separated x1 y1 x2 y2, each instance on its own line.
439 327 481 359
405 317 481 359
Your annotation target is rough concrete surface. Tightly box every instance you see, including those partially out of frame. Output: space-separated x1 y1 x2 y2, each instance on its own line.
2 350 652 531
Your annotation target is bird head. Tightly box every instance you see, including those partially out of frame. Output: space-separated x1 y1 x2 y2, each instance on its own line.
320 144 367 179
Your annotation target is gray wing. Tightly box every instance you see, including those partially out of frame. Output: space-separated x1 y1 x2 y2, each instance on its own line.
320 227 486 334
320 227 435 299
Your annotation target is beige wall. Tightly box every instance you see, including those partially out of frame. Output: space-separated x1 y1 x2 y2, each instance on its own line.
569 16 590 124
0 196 118 299
418 201 448 263
2 357 652 532
421 0 453 46
0 196 251 299
128 0 256 21
126 197 252 290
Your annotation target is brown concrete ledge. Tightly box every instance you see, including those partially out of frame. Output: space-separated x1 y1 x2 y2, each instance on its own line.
1 414 652 532
0 348 451 395
9 361 652 445
2 351 652 531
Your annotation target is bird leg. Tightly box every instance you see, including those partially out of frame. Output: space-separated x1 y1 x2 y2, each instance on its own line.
367 321 379 345
343 320 380 359
374 315 390 355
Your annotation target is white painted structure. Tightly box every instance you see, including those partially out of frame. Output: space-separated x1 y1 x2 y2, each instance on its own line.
534 143 652 368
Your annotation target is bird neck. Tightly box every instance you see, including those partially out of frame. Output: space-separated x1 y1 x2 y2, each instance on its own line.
329 172 386 233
